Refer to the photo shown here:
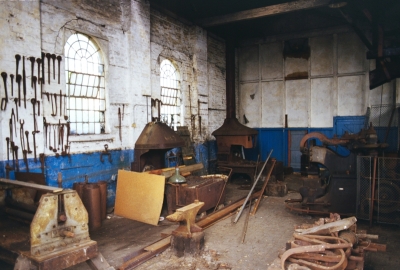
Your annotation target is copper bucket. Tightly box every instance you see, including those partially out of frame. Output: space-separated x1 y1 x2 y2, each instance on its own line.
98 181 107 220
73 182 86 200
82 184 102 231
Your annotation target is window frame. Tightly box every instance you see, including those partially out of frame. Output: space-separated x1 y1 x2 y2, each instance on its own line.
64 32 107 136
159 58 182 130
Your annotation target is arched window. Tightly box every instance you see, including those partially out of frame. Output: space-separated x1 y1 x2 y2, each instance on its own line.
160 59 181 130
64 33 105 135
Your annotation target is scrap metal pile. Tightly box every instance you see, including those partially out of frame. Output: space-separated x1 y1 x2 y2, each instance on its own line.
280 213 386 270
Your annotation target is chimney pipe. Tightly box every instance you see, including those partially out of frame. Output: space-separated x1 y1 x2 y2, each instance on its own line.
226 41 235 119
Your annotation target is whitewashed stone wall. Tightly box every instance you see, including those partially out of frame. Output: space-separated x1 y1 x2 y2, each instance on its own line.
238 31 397 128
149 9 226 143
1 0 226 162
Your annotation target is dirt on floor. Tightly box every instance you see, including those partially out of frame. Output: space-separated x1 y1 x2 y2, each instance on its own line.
1 173 399 270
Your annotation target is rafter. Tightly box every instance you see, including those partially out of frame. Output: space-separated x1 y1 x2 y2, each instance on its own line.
197 0 331 27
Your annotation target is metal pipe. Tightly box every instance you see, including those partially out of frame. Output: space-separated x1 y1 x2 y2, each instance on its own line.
226 41 236 119
234 149 273 223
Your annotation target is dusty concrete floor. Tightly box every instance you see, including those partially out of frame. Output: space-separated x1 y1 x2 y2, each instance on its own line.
1 173 399 269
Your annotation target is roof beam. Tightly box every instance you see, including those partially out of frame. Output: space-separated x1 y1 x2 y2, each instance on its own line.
197 0 331 27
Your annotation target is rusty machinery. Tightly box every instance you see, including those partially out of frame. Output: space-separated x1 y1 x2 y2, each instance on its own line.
0 178 111 269
285 124 388 215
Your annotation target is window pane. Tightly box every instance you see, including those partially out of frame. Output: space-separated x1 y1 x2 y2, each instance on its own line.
160 59 181 129
65 33 105 135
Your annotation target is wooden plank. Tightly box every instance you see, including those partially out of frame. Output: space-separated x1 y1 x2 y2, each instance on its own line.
144 236 171 252
0 178 63 193
197 0 330 27
142 163 204 178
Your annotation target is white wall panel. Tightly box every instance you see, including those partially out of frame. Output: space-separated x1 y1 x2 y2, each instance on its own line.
338 75 364 115
368 81 394 106
260 42 283 80
286 79 309 127
338 32 365 74
238 45 259 82
285 57 308 78
310 36 333 76
311 78 333 127
239 82 261 127
262 81 284 127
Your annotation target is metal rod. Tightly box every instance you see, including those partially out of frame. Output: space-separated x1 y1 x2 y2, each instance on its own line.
233 149 273 223
241 201 252 243
370 156 377 226
251 160 276 215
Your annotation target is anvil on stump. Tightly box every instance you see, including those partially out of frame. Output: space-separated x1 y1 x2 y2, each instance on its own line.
166 200 205 257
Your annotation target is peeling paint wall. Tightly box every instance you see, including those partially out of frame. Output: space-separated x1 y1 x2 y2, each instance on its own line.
238 31 395 128
149 9 225 143
0 1 226 197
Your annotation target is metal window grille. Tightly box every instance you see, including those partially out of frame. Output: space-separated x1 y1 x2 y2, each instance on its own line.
160 59 181 130
357 156 400 225
64 33 106 135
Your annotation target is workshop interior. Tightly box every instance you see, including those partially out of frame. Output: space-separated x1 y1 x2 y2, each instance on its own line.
0 0 400 269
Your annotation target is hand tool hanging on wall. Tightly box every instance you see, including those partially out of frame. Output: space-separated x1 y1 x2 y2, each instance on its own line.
10 141 15 170
29 57 35 88
48 123 52 151
41 52 45 84
57 56 62 84
59 90 62 117
20 119 25 154
53 125 57 153
64 94 68 120
46 53 51 84
36 58 41 83
23 149 29 172
16 74 21 107
10 74 14 97
14 98 18 121
6 137 10 162
118 107 122 142
43 118 48 147
51 54 56 80
31 98 38 132
57 120 61 151
1 72 7 111
37 99 40 116
15 54 21 76
60 123 65 155
9 119 13 144
25 131 32 154
13 144 19 172
22 56 27 108
19 119 28 171
66 122 70 147
33 76 37 100
51 93 57 116
32 130 38 162
11 109 17 138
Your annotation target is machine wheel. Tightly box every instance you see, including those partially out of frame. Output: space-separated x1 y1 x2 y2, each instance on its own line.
374 180 400 214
